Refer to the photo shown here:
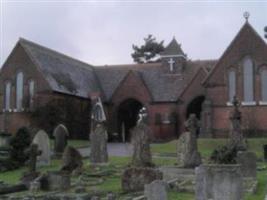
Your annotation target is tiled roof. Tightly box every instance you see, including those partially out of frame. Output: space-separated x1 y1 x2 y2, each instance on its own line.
19 38 101 98
95 60 217 102
17 38 216 102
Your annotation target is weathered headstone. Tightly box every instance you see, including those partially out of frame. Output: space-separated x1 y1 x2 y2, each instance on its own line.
90 97 108 164
177 114 201 168
43 171 71 191
131 120 153 167
60 146 83 175
32 130 51 166
229 96 246 150
53 124 69 155
144 180 168 200
236 151 257 178
90 123 108 164
122 107 162 192
195 164 243 200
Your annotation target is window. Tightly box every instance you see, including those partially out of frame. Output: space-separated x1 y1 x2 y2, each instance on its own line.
29 80 35 108
243 57 254 102
16 72 24 110
261 69 267 101
4 81 11 110
228 70 236 102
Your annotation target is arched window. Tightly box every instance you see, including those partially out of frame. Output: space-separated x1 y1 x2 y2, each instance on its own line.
29 80 35 108
228 70 236 102
243 57 254 102
16 72 24 110
4 81 11 110
261 68 267 102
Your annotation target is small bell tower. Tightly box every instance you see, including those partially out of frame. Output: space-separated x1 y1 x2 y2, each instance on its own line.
160 37 187 74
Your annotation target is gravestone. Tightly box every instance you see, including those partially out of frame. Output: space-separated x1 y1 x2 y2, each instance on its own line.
144 180 168 200
131 120 153 167
32 130 51 166
0 132 11 160
43 171 71 191
122 107 162 192
53 124 69 156
177 114 201 168
61 146 83 175
236 151 257 178
90 123 108 164
229 96 246 150
90 97 108 164
195 164 243 200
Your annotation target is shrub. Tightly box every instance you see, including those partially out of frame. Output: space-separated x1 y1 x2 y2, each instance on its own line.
9 127 31 164
210 144 238 164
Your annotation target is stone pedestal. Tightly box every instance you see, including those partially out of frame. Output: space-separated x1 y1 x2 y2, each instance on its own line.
41 171 71 191
121 167 163 192
144 180 168 200
195 164 243 200
236 151 257 178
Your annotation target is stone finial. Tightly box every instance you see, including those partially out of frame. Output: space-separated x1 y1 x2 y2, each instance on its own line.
243 11 250 22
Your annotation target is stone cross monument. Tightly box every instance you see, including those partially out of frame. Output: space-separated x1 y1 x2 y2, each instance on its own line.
229 96 246 150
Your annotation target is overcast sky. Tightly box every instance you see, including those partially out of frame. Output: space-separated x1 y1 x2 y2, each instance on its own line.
0 1 266 66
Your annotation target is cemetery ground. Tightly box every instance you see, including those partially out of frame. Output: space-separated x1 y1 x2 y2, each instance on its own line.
1 138 267 200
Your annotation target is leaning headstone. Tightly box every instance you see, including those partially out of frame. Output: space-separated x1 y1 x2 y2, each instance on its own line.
53 124 69 156
32 130 51 166
177 114 201 168
122 107 162 192
236 151 257 178
195 164 243 200
60 146 83 175
144 180 168 200
90 123 108 164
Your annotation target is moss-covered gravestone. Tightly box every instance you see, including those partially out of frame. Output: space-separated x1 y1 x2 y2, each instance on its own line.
121 107 162 192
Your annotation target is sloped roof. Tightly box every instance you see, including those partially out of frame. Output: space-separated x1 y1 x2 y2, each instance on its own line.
160 38 186 56
203 21 267 85
19 38 101 98
14 38 216 102
95 60 216 102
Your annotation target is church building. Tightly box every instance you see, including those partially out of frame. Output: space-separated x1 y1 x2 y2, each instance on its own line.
0 19 266 140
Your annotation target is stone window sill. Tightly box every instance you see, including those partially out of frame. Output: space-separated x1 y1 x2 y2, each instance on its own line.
2 108 25 113
259 101 267 105
226 102 233 106
241 101 256 106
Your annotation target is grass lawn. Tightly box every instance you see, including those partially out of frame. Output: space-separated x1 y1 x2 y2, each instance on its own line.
49 139 90 149
1 138 267 199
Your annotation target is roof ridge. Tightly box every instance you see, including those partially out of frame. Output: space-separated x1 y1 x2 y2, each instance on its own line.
19 38 94 71
95 62 161 68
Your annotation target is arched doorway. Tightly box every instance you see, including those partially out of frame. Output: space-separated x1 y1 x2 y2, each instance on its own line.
186 96 205 120
117 99 143 142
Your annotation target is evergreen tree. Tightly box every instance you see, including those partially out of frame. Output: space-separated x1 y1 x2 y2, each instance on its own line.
131 35 164 63
265 26 267 39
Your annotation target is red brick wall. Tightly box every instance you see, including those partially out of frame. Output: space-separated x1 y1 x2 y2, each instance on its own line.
109 71 179 140
205 23 267 137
